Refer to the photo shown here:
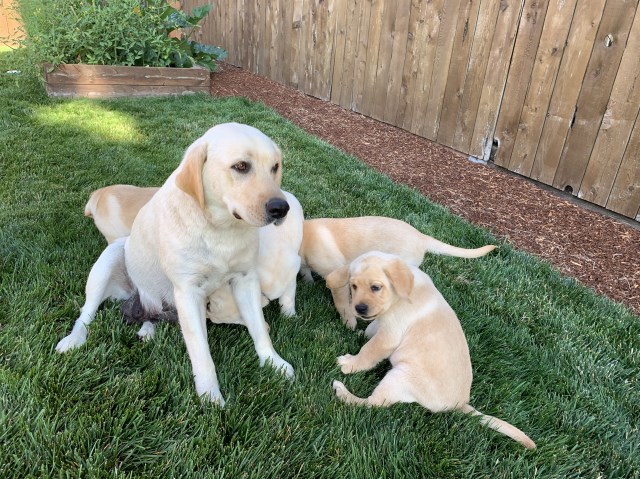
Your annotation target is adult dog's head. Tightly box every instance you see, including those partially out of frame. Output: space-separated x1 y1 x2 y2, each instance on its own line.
326 252 414 320
175 122 289 227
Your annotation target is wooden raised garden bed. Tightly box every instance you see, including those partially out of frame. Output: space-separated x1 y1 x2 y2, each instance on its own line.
43 63 210 98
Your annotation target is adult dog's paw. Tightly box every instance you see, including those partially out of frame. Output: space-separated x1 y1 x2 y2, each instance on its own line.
261 354 295 379
55 330 87 353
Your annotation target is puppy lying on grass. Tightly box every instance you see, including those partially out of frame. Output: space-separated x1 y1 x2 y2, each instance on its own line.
85 185 304 330
327 251 536 449
300 216 496 329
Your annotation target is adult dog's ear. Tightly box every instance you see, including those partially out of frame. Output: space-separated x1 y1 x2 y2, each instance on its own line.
175 141 208 209
385 259 414 300
326 265 349 290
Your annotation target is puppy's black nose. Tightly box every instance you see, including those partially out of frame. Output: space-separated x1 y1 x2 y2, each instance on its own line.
355 303 368 316
266 197 290 221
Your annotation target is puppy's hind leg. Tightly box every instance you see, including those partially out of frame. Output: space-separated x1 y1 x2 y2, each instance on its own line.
56 238 133 353
333 368 415 407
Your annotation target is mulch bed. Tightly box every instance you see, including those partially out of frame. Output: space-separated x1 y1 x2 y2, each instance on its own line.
210 63 640 317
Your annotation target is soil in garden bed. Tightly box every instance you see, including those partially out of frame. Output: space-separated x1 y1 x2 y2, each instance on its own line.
210 63 640 316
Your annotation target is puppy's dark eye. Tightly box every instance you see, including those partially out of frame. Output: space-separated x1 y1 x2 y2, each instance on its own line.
351 284 357 291
370 285 381 292
271 163 279 174
232 161 250 173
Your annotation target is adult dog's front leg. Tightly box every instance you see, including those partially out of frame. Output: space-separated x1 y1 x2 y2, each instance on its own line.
174 287 225 406
232 272 294 378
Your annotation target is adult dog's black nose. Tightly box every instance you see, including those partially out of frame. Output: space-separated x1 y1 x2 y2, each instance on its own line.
266 197 290 221
355 303 368 316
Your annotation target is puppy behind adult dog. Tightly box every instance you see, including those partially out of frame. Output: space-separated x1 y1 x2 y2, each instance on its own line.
84 185 304 326
84 185 159 244
56 123 294 405
300 216 496 328
327 252 536 449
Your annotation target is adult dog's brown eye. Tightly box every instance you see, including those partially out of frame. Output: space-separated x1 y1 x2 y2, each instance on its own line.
232 161 250 173
371 285 381 292
271 163 279 174
351 284 357 291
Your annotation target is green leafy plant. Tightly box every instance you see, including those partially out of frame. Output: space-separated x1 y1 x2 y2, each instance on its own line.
8 0 227 71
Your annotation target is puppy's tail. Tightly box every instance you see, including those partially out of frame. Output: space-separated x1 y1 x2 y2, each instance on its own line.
84 189 101 217
461 404 536 449
422 235 496 259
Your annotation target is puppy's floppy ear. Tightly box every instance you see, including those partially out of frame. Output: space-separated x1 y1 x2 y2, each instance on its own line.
175 141 208 209
385 259 414 300
326 265 349 290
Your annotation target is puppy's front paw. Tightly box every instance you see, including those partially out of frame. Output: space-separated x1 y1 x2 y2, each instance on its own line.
332 379 348 397
55 329 87 353
261 354 295 379
337 354 357 374
342 316 357 330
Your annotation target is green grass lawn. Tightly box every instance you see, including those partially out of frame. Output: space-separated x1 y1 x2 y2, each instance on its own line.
1 50 639 478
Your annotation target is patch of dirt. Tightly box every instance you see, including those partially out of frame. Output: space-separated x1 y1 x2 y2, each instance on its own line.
210 63 640 316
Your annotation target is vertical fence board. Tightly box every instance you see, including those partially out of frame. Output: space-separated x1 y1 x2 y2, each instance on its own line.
330 0 349 105
383 0 411 124
335 1 361 108
492 0 550 168
606 116 640 219
529 0 606 185
351 0 373 111
452 0 501 153
289 0 305 88
552 0 639 194
507 0 578 176
408 0 445 136
579 11 640 206
422 0 462 140
397 0 428 129
438 0 482 148
469 0 524 160
360 0 385 116
371 0 396 120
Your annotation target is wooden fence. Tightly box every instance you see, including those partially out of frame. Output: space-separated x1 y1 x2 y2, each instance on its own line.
183 0 640 221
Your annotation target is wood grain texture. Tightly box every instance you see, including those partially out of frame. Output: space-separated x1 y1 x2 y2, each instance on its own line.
579 10 640 207
552 0 639 194
492 0 550 167
507 0 578 176
468 0 524 160
437 0 482 148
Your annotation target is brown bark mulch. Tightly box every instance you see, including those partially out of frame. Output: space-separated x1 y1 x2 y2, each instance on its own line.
210 64 640 317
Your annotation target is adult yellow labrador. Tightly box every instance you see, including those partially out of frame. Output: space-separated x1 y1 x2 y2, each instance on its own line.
327 252 536 449
56 123 294 406
84 184 304 327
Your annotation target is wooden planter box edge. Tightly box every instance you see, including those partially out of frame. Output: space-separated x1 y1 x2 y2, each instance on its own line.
43 63 211 98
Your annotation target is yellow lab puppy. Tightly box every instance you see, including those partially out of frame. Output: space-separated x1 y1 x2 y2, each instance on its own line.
56 123 294 405
327 251 536 449
300 216 496 328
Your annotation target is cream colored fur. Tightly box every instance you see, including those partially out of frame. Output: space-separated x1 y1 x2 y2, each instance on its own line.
300 216 496 328
56 123 295 405
83 185 304 323
327 252 536 449
84 185 159 244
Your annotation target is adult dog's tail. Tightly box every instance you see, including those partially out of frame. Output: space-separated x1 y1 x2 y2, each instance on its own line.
422 235 496 258
461 404 536 449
